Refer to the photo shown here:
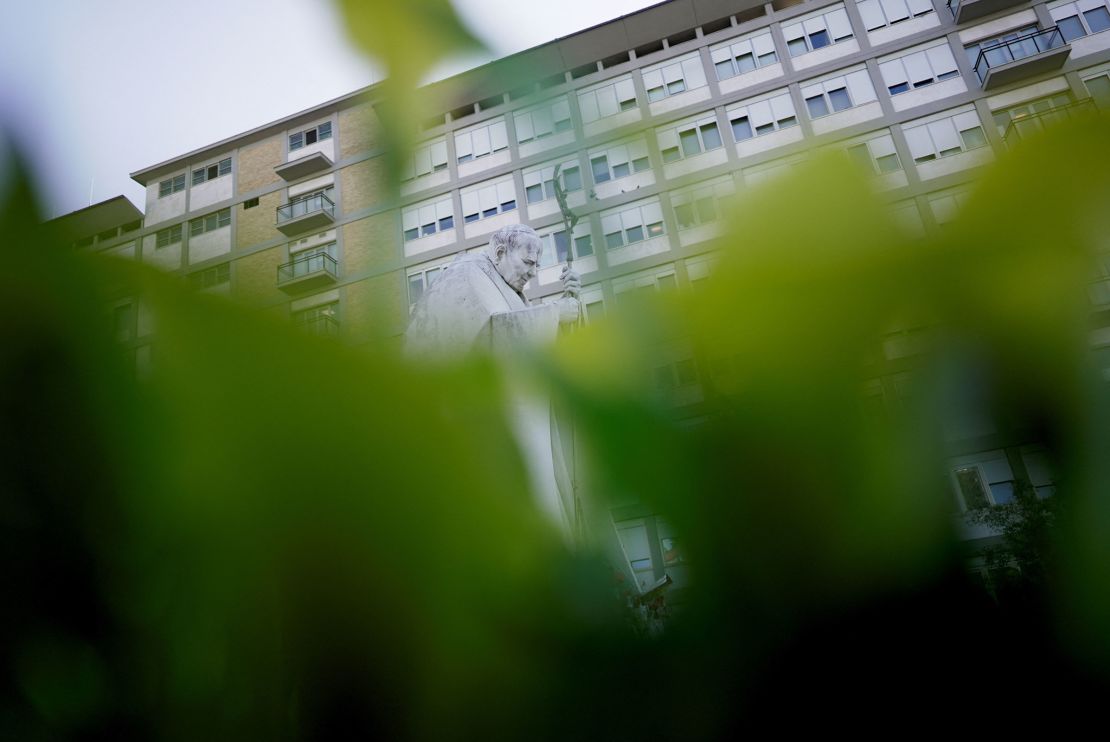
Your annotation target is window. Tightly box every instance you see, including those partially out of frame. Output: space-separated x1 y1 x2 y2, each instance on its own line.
710 30 778 80
244 197 259 209
727 91 798 141
671 176 735 230
1021 446 1057 499
400 139 449 181
1083 70 1110 105
188 208 231 237
1049 0 1110 42
600 199 666 249
588 138 651 183
293 302 339 336
155 224 183 248
577 76 638 124
656 114 723 163
538 224 594 268
879 42 960 96
641 52 708 102
522 159 581 204
927 187 972 226
801 69 877 119
844 132 903 174
189 262 231 290
903 109 988 163
951 453 1015 510
783 6 854 57
613 267 679 303
963 26 1038 72
655 358 699 390
857 0 934 32
402 196 455 242
285 242 337 281
992 92 1074 135
408 264 447 309
289 121 333 151
158 174 185 198
454 118 509 163
514 98 573 143
191 157 232 186
460 177 517 224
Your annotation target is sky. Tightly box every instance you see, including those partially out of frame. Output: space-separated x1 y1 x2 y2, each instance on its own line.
0 0 660 218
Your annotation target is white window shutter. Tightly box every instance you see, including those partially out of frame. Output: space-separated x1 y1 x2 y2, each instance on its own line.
496 179 516 204
925 44 958 77
858 0 887 30
749 99 774 127
657 128 680 151
621 208 644 230
803 16 828 36
515 111 534 142
454 131 473 159
682 57 707 89
479 184 498 211
629 138 648 160
846 71 877 103
880 59 908 88
431 140 448 168
643 69 664 89
534 106 553 136
461 190 480 216
903 51 933 84
578 91 600 123
928 119 961 153
880 0 910 23
490 120 508 151
615 78 636 104
710 46 731 64
552 98 570 123
663 62 683 84
597 85 620 117
402 208 418 230
752 33 776 57
827 9 853 40
610 143 630 165
770 93 796 120
523 169 541 188
953 110 981 132
436 198 453 220
601 213 622 233
641 201 664 225
414 146 432 177
472 126 491 157
906 0 933 15
870 134 897 158
783 23 804 42
904 125 935 160
419 203 436 226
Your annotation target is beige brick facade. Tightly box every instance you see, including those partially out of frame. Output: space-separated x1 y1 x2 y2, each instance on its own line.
338 101 383 159
232 247 286 308
236 192 282 249
237 136 284 194
341 212 399 277
342 271 407 344
340 156 387 213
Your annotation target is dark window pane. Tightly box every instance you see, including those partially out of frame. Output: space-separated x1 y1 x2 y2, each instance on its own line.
731 116 753 141
700 122 723 149
806 95 830 118
778 115 798 128
605 231 623 248
715 60 735 79
960 126 986 149
990 481 1015 505
591 156 611 183
889 82 910 95
422 223 436 236
758 51 777 65
809 29 830 49
1086 7 1110 33
575 234 593 257
675 202 696 228
612 162 631 178
526 184 544 203
501 200 516 212
482 207 498 218
632 157 651 172
646 221 664 237
403 227 418 241
465 213 480 223
1057 15 1086 42
619 97 637 111
554 231 570 263
661 146 681 163
647 86 666 102
876 153 901 173
679 128 701 157
563 167 582 190
788 37 808 56
755 122 776 135
828 87 852 112
695 196 717 223
848 143 873 172
625 225 645 243
956 468 989 509
306 129 318 145
667 80 686 95
439 216 454 230
736 52 756 73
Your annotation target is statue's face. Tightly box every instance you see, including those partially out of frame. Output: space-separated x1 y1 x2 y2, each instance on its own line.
494 235 543 293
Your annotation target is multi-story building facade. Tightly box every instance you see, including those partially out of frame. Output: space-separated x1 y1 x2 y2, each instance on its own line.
67 0 1110 594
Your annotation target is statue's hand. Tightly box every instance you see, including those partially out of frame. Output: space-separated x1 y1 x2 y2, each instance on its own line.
556 297 581 325
561 265 581 299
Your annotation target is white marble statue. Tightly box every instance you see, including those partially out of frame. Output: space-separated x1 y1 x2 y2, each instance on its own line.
405 224 583 534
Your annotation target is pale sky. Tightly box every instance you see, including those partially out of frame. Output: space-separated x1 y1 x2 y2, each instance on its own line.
0 0 659 218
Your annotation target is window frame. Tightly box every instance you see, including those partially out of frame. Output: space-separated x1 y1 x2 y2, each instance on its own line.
710 29 779 81
188 208 232 237
453 118 510 164
288 121 334 152
402 196 456 242
588 137 652 184
158 174 186 198
155 224 183 249
577 75 639 124
641 52 709 103
902 108 988 164
879 41 961 97
513 97 574 144
656 114 724 164
782 5 855 57
191 157 232 186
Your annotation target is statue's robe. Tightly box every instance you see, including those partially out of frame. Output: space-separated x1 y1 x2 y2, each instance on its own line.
405 251 576 535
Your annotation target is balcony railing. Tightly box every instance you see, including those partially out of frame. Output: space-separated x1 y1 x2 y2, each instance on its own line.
276 252 339 292
297 315 340 337
973 27 1067 88
275 191 336 235
1003 98 1100 146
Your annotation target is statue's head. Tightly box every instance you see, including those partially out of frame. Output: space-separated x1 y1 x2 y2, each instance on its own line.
489 224 543 293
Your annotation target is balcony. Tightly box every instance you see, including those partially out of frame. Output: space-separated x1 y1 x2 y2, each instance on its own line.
297 315 340 337
276 251 339 293
972 28 1070 91
276 191 335 235
1003 98 1100 147
946 0 1025 25
274 150 333 181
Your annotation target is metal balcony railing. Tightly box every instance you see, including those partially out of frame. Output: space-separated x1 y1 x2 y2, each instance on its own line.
297 315 340 337
276 191 335 225
277 252 338 285
1002 98 1099 146
973 27 1065 85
